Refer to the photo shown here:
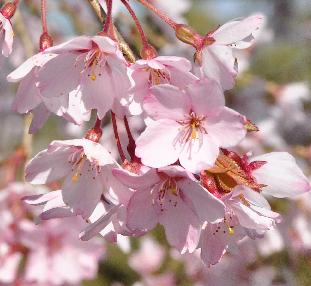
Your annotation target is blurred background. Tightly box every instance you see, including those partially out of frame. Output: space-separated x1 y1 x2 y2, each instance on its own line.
1 0 311 285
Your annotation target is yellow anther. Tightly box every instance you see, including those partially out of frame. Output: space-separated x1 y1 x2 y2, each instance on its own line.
191 124 198 139
170 187 179 196
228 227 235 235
71 155 86 183
71 173 80 183
90 74 97 81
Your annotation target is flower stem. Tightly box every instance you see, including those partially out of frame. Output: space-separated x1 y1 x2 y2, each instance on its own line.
120 0 149 48
111 112 126 162
102 0 113 33
41 0 48 33
135 0 177 29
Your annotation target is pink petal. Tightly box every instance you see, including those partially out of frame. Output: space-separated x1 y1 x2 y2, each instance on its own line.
179 134 220 173
38 53 81 98
100 165 134 205
185 79 225 116
212 14 265 46
145 84 190 121
230 187 280 230
159 195 200 253
106 56 131 100
28 104 51 134
112 168 160 190
205 107 246 148
64 89 91 124
23 191 61 205
7 56 36 82
80 69 113 119
25 143 73 184
127 189 158 232
168 66 198 88
135 119 181 168
158 165 193 179
179 178 225 222
251 152 311 198
44 36 92 53
40 207 75 220
199 224 227 266
92 35 118 53
2 17 13 57
80 205 119 241
201 45 236 90
62 166 103 219
42 92 69 115
156 56 192 71
11 72 42 113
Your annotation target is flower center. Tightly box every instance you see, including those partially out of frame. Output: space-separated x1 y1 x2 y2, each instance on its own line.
177 111 207 143
148 68 170 85
84 48 104 81
212 213 236 236
153 178 180 212
68 149 101 183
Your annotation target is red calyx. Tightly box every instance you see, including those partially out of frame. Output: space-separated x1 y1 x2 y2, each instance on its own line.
140 44 158 60
1 2 16 19
39 32 53 52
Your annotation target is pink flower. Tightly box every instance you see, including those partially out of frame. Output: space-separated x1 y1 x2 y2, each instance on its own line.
128 56 197 115
113 165 225 253
7 53 90 133
20 217 104 285
200 186 281 267
198 149 310 266
200 14 265 90
135 79 246 173
37 35 131 118
129 237 165 274
0 12 14 57
25 139 118 219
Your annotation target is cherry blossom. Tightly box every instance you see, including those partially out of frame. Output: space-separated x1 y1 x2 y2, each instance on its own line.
135 79 246 173
113 165 225 253
198 149 310 266
200 186 281 267
128 56 197 115
37 35 131 119
25 139 118 219
199 14 265 90
20 217 104 285
7 52 91 133
129 237 165 274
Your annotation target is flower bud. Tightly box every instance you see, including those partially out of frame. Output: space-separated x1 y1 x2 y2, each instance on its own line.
175 24 202 48
1 2 16 19
140 44 157 60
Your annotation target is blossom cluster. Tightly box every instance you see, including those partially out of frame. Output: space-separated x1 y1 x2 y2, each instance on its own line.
2 0 311 269
0 183 104 286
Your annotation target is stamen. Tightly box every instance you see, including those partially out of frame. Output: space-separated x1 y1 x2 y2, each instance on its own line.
71 155 86 183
